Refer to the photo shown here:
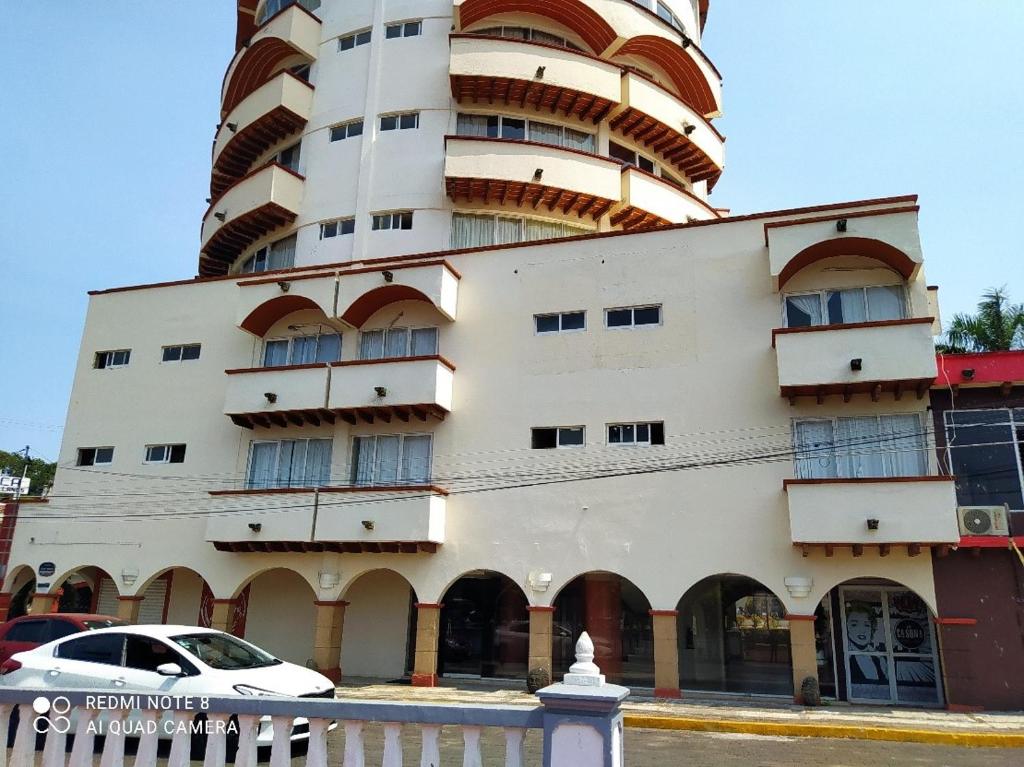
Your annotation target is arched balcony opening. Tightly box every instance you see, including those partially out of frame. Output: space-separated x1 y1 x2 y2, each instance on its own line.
240 294 325 337
614 35 718 116
778 237 919 292
339 285 436 329
457 0 618 55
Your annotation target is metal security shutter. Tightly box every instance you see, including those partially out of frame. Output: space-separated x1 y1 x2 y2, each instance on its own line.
95 578 168 623
95 579 118 616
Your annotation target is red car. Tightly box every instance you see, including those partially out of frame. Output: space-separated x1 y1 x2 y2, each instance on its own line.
0 613 125 664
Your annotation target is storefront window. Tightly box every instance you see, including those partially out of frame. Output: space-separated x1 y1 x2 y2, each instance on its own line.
439 573 528 680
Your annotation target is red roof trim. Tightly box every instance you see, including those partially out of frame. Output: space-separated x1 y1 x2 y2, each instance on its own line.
771 317 934 348
763 205 920 246
933 351 1024 388
957 535 1024 549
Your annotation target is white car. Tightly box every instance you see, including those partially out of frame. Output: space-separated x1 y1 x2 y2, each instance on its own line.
0 625 335 747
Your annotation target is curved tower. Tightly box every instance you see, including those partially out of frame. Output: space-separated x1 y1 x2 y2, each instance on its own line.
200 0 724 276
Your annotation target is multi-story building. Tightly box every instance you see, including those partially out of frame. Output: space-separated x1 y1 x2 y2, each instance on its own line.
1 0 962 706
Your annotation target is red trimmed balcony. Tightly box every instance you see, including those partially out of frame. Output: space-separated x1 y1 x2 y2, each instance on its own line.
449 34 621 124
444 135 621 221
611 166 719 229
200 162 304 276
212 71 314 196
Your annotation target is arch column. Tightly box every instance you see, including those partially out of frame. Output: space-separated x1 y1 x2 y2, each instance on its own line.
650 609 681 699
29 592 58 614
787 614 818 704
0 592 12 622
584 573 622 677
313 600 347 683
117 596 145 624
527 606 555 681
210 598 240 634
411 602 442 687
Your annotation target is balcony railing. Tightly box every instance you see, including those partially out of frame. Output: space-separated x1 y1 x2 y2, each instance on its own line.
772 318 938 402
611 166 719 228
224 356 455 428
784 476 959 550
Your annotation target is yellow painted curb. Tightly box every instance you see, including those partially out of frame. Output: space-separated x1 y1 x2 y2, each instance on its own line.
623 714 1024 748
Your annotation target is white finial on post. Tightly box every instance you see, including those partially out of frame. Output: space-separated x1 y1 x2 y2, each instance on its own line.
563 632 606 686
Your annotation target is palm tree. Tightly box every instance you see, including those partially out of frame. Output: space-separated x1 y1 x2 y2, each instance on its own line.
937 287 1024 354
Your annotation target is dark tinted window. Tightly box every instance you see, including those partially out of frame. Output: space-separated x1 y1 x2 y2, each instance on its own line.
535 315 560 333
57 633 124 665
5 620 47 643
125 636 195 674
633 306 661 325
561 312 585 331
531 428 557 449
47 620 81 641
606 309 632 327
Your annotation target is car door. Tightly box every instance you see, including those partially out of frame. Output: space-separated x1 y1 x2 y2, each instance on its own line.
49 632 126 690
116 634 198 693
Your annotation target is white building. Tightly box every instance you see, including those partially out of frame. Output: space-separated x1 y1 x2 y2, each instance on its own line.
3 0 958 706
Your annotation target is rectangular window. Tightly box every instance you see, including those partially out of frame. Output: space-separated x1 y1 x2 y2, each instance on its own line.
792 414 927 480
144 444 187 464
534 311 586 334
386 20 422 38
276 142 301 173
605 305 662 328
608 422 665 446
450 212 589 249
246 438 333 489
350 434 433 485
455 113 596 152
531 427 585 449
372 211 414 230
77 447 114 467
380 112 419 131
609 140 656 173
470 25 582 51
320 218 355 238
338 28 371 50
358 327 438 360
94 349 131 369
240 234 296 274
262 333 342 367
161 344 201 362
783 285 906 328
944 409 1024 510
329 120 364 142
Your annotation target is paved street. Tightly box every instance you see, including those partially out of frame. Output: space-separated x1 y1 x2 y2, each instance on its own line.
318 724 1018 766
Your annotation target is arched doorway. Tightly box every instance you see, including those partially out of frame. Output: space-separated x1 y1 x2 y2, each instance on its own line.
439 571 529 680
677 575 792 696
4 565 36 619
553 572 653 687
46 566 116 615
237 568 317 667
132 567 211 626
341 569 418 680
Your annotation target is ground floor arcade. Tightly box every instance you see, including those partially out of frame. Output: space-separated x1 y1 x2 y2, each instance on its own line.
0 562 944 706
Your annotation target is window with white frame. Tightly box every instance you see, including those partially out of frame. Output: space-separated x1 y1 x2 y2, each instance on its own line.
943 408 1024 510
608 422 665 446
94 349 131 369
329 120 363 142
792 414 927 480
531 426 585 449
605 305 662 328
534 311 585 334
144 444 186 464
275 141 301 173
456 113 596 153
77 447 114 466
320 218 355 238
609 140 656 174
450 212 590 249
338 28 371 50
359 327 438 360
247 438 332 489
386 20 422 38
783 285 906 328
289 62 310 82
240 234 296 274
470 26 584 51
372 211 413 230
162 344 200 362
656 1 685 33
380 112 419 131
350 434 433 485
263 332 342 367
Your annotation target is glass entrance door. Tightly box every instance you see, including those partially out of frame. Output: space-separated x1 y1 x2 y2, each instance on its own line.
838 586 942 705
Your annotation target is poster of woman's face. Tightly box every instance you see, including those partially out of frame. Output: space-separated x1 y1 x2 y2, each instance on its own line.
844 599 885 653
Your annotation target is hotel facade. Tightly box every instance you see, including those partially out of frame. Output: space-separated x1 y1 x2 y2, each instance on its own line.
1 0 964 706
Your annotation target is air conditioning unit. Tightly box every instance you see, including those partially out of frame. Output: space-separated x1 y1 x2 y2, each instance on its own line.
957 506 1010 537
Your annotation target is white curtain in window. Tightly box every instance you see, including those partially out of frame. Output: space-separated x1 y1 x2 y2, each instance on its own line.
411 327 438 356
315 333 341 363
835 289 868 324
456 114 491 137
359 330 384 360
794 421 837 479
878 414 926 477
268 235 296 270
303 439 333 487
385 328 408 358
247 442 278 489
524 218 564 241
291 336 317 364
785 294 823 327
837 417 884 478
263 340 289 367
375 436 400 485
276 440 306 487
450 213 494 249
564 128 595 153
495 216 522 244
352 437 374 486
529 121 563 147
867 286 905 321
401 435 432 484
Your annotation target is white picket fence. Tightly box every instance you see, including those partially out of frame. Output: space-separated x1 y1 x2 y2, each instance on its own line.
0 634 628 767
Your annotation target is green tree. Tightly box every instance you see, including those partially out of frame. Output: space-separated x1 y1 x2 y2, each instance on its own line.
0 449 56 498
937 287 1024 354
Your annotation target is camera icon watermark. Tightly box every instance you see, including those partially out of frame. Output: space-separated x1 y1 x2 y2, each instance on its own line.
32 696 72 734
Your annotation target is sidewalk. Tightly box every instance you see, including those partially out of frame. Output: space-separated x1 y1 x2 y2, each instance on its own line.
336 678 1024 748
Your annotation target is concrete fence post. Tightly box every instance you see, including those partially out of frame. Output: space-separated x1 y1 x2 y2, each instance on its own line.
537 632 630 767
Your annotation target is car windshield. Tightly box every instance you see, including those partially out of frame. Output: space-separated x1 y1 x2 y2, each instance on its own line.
82 619 127 630
170 632 281 670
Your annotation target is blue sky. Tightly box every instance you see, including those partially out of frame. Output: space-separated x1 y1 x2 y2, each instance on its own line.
1 1 1022 461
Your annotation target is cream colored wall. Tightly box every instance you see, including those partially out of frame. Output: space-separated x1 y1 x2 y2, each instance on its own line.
243 568 317 665
340 569 413 679
165 569 205 626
